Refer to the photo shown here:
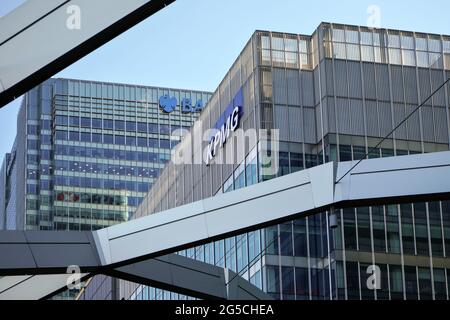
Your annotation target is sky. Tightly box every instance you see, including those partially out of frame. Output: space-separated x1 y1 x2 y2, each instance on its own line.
1 0 450 158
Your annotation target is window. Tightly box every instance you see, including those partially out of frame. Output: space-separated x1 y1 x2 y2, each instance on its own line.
401 34 415 49
80 132 90 142
69 116 80 127
388 48 401 64
402 50 416 66
80 117 91 127
69 131 79 141
115 135 125 145
55 115 68 126
92 118 102 129
114 120 125 131
104 119 113 130
103 134 113 144
388 33 400 48
137 122 147 133
417 51 429 68
418 267 432 300
361 46 374 62
126 136 136 146
360 30 373 45
137 137 147 147
345 29 359 44
346 44 360 61
126 121 136 131
92 133 102 143
332 28 345 42
55 130 67 141
333 43 346 59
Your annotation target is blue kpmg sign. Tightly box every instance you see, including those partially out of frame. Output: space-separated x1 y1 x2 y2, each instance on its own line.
159 94 204 113
205 89 244 165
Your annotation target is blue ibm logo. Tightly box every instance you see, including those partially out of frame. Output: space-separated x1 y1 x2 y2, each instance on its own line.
159 95 204 113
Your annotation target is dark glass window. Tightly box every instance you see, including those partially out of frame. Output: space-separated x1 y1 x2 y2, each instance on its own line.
148 138 158 148
41 119 51 130
428 202 443 257
339 145 352 161
115 135 125 145
401 204 415 255
442 201 450 257
414 202 429 256
148 123 158 134
55 115 68 126
386 205 401 254
404 266 418 300
27 139 39 150
137 122 147 133
279 152 290 176
281 266 295 299
103 134 113 144
126 121 136 131
114 120 125 131
160 124 170 135
389 265 403 299
41 135 51 145
27 124 38 135
372 206 386 252
160 139 170 149
346 261 360 299
295 267 309 300
343 208 357 250
92 118 102 129
69 116 80 126
137 137 147 147
80 117 91 127
359 263 375 300
104 119 113 130
41 150 51 160
433 268 447 300
357 207 372 251
418 267 432 300
69 131 79 141
293 219 307 257
126 136 136 146
290 152 303 173
92 133 102 143
280 222 293 256
80 132 91 142
55 130 67 141
266 265 280 297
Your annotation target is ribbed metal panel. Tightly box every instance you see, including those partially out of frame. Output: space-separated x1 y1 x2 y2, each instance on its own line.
324 60 334 97
336 98 350 135
300 71 314 106
418 69 431 99
390 66 404 103
375 64 390 101
421 106 435 142
347 61 362 99
315 105 322 140
434 106 449 143
362 63 376 100
274 105 290 141
334 60 348 97
325 97 336 133
313 68 320 104
430 70 446 106
378 102 392 136
403 67 418 104
320 61 328 99
321 98 329 135
303 107 316 143
273 68 287 104
286 69 300 106
349 99 365 135
393 103 407 140
289 107 303 142
406 104 422 141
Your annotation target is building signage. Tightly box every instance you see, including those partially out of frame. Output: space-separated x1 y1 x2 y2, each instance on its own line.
159 94 204 113
205 89 244 165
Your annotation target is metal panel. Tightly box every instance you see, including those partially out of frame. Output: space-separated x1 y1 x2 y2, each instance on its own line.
303 107 316 143
334 60 348 97
289 107 303 142
378 102 392 136
403 67 418 104
274 105 290 141
349 99 365 135
375 64 390 101
406 104 422 141
434 106 449 143
300 71 314 106
421 106 435 142
391 66 404 103
273 68 287 104
336 98 351 135
393 103 407 140
286 69 300 106
347 61 362 99
362 63 376 100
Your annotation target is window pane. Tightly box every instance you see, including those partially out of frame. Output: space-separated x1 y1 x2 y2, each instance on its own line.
417 51 429 67
415 36 428 51
401 34 415 49
402 50 416 66
361 46 374 62
389 48 401 64
346 44 360 61
360 31 373 45
271 36 284 51
345 29 359 44
388 34 400 48
284 38 298 52
332 28 345 42
333 43 346 59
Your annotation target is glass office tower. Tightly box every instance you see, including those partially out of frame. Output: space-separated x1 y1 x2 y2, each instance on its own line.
0 78 211 231
93 22 450 301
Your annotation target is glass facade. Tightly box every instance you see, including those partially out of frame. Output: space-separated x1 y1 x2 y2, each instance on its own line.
82 23 450 300
1 78 211 231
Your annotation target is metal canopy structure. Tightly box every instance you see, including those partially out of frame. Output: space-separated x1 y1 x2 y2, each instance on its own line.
0 0 175 107
0 151 449 299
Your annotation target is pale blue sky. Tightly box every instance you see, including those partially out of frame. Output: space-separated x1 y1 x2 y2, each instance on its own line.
1 0 450 158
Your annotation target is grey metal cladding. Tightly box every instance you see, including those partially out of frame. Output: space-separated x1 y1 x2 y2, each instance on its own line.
431 70 446 106
29 243 99 269
434 107 449 143
362 63 377 100
391 66 404 103
375 64 390 100
324 60 334 97
406 104 422 141
286 69 300 106
303 107 316 143
418 68 432 99
273 68 287 104
349 99 365 135
347 61 362 99
336 98 351 135
378 102 392 136
289 107 303 142
0 244 36 270
300 71 314 106
274 105 289 141
335 60 348 97
422 106 435 142
314 68 320 104
393 103 408 140
403 67 419 104
325 97 336 133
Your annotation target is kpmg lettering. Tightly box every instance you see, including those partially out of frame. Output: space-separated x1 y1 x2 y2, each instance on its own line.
159 94 204 113
205 89 243 165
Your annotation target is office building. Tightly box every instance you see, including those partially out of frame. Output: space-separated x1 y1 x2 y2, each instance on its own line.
0 78 211 231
